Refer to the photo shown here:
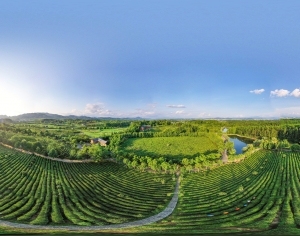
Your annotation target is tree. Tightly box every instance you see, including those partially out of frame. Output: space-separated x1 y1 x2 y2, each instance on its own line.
89 144 109 162
139 162 147 172
76 145 90 159
181 158 190 166
127 122 142 133
48 148 58 157
69 149 77 159
195 162 202 172
185 164 193 173
277 139 290 151
161 161 170 173
291 144 300 152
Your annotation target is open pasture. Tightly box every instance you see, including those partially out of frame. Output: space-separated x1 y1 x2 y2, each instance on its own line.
122 136 219 160
81 128 127 138
0 146 174 226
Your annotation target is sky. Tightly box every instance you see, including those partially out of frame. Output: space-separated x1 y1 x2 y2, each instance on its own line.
0 0 300 119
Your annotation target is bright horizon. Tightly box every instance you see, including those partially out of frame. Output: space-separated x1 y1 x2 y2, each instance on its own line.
1 1 300 119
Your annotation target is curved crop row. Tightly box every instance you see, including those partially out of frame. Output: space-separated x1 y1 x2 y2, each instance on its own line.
147 150 300 233
0 145 175 226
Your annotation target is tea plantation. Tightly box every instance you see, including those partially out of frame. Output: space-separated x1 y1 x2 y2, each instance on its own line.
1 144 300 235
138 151 300 235
0 145 174 226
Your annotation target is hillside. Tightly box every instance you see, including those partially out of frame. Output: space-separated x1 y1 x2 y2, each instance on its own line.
2 112 144 121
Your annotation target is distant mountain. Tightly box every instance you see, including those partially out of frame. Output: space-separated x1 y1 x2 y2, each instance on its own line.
3 112 144 121
2 112 289 121
10 113 65 121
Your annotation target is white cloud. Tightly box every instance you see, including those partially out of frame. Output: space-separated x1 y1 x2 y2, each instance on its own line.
175 110 184 114
250 89 265 94
85 103 105 113
167 104 186 108
270 89 290 97
290 89 300 98
72 103 115 116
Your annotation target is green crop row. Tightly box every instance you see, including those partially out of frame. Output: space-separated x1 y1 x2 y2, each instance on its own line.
0 145 175 226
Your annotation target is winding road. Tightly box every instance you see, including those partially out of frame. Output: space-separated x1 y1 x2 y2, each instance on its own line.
0 176 180 231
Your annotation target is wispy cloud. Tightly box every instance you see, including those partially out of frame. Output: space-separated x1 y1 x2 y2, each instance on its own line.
67 103 116 117
167 104 186 108
290 89 300 98
250 89 265 94
175 110 184 114
274 106 300 117
147 103 157 108
198 112 211 117
270 89 290 97
130 108 157 117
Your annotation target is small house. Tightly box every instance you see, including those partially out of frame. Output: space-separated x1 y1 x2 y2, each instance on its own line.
90 138 107 146
140 125 151 131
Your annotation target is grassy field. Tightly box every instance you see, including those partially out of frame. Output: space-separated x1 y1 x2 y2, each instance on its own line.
122 136 219 160
81 128 127 137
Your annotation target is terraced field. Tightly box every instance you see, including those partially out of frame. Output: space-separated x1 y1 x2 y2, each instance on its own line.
143 151 300 234
2 142 300 235
0 146 175 226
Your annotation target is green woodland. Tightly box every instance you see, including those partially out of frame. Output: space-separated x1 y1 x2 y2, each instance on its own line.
1 118 300 234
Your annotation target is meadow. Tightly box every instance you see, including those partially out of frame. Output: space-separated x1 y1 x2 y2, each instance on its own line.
121 136 219 161
81 127 127 138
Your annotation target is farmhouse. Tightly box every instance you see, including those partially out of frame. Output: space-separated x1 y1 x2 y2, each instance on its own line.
90 138 107 146
140 125 151 131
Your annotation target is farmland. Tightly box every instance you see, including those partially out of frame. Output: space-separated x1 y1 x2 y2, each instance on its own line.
81 127 127 138
2 144 300 234
1 118 300 234
0 145 174 226
133 151 300 235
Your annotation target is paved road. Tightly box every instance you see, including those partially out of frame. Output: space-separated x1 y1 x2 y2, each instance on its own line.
0 176 180 231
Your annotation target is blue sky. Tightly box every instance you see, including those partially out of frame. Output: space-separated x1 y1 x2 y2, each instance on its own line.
1 0 300 118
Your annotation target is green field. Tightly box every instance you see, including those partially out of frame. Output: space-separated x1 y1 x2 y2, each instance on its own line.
122 136 219 160
81 128 127 138
2 143 300 234
0 145 174 226
138 150 300 235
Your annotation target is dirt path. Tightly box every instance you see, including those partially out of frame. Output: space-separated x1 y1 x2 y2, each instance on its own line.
0 142 93 163
0 176 180 231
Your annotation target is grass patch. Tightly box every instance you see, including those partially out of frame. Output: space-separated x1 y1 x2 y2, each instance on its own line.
81 128 127 137
122 136 218 161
